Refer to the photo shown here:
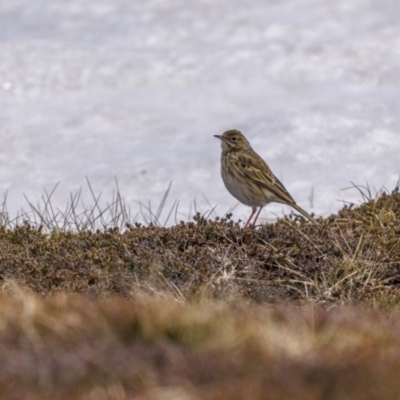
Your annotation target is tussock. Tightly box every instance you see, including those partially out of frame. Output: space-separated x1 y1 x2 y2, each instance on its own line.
0 188 399 306
1 186 400 398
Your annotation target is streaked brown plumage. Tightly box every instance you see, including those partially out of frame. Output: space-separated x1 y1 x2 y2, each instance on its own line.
214 129 317 227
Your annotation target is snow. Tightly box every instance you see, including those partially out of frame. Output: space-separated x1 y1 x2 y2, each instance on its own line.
0 0 399 224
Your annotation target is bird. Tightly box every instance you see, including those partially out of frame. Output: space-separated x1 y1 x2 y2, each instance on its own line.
214 129 317 228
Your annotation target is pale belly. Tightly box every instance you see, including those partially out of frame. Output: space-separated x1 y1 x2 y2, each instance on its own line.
222 170 274 207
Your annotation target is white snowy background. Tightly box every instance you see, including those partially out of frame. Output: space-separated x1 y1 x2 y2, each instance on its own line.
0 0 399 224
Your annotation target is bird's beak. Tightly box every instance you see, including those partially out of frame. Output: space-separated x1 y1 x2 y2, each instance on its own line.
214 135 224 140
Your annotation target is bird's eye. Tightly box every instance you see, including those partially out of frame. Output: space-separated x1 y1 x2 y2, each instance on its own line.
231 137 237 142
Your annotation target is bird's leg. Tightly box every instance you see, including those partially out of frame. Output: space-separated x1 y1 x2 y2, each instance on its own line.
244 207 257 228
252 206 264 227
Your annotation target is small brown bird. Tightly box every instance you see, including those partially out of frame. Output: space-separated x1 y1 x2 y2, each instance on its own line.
214 129 317 227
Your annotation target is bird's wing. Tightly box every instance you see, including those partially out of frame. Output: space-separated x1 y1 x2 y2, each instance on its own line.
233 151 296 205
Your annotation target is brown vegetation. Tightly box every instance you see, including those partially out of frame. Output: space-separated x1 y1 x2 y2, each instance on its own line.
1 289 400 399
1 188 400 306
0 187 400 398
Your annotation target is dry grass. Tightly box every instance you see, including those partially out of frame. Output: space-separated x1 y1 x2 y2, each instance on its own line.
1 284 400 399
0 188 400 306
0 185 400 398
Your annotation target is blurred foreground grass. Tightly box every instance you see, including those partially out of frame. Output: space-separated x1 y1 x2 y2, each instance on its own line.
0 184 400 399
1 288 400 399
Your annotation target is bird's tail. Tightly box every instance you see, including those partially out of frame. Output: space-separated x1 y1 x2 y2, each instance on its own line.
291 203 319 225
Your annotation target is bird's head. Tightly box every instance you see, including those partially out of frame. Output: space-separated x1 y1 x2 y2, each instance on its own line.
214 129 251 151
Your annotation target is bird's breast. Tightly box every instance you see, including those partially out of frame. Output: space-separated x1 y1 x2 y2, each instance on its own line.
221 164 265 207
